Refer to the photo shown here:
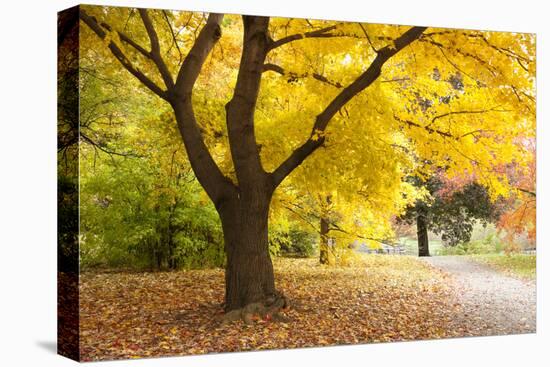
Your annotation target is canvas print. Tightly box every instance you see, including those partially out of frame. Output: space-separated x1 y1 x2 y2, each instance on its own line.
58 4 536 362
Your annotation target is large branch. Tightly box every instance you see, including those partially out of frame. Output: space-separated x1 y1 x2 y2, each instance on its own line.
138 9 174 89
225 16 271 188
172 102 237 207
174 14 223 97
169 13 237 207
271 26 427 187
94 20 150 59
82 10 234 206
95 16 175 89
268 23 398 51
79 9 168 99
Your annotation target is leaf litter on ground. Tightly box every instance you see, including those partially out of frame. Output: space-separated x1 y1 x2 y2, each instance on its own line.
79 255 495 361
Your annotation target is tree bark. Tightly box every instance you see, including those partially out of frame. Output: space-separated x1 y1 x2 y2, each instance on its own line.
319 195 332 264
218 191 279 311
217 16 287 313
320 216 330 264
416 208 430 257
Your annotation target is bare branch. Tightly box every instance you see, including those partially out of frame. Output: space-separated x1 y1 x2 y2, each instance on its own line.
459 129 485 138
431 107 510 124
421 31 533 74
329 222 390 244
516 187 536 197
265 62 408 87
357 23 379 53
96 20 150 57
394 115 455 138
268 24 340 50
263 63 285 75
263 63 343 88
162 10 184 63
80 133 141 158
282 204 321 234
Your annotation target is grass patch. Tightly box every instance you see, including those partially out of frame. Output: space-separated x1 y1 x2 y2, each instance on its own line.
469 253 536 279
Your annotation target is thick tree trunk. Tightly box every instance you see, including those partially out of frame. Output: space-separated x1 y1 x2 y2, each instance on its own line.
320 216 330 264
416 210 430 257
218 193 279 312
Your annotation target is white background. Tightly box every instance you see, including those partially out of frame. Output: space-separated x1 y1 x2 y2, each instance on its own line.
0 0 547 365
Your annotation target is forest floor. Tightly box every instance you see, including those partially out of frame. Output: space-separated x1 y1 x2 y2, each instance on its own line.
422 255 536 336
78 255 536 361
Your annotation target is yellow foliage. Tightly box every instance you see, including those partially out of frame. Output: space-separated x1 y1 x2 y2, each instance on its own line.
79 5 535 244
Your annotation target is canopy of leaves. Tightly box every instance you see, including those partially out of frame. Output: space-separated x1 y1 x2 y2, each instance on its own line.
76 4 535 266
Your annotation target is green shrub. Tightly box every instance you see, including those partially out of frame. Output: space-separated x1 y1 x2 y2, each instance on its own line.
80 158 225 271
269 228 316 258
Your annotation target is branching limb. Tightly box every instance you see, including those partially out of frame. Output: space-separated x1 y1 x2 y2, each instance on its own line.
169 13 238 207
329 222 391 244
357 23 379 53
96 21 150 57
81 9 234 206
80 133 141 158
174 13 223 97
270 26 427 187
138 9 174 89
80 9 168 99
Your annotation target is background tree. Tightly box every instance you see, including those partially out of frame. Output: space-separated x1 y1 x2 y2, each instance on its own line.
398 175 502 256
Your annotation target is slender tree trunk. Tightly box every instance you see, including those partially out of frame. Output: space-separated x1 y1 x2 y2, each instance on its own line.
167 231 175 270
416 209 430 257
157 247 162 270
319 195 332 264
320 216 330 264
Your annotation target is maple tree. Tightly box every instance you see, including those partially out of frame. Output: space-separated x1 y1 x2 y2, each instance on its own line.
76 5 535 320
497 139 536 249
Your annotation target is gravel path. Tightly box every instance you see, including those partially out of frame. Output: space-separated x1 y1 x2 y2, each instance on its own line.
422 256 536 336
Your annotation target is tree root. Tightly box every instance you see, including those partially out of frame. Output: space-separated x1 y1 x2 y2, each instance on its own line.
220 292 290 325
